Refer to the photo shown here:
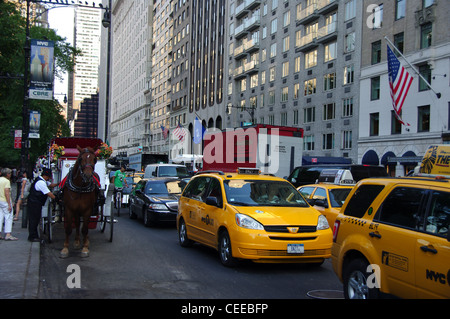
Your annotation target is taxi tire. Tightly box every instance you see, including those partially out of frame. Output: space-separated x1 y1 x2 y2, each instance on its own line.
178 218 193 247
218 230 238 267
343 258 380 299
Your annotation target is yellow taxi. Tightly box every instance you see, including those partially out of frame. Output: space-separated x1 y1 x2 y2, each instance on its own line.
332 146 450 299
177 168 333 266
298 169 354 227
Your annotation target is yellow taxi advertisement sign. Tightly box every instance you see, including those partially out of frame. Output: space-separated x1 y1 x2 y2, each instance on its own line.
419 145 450 176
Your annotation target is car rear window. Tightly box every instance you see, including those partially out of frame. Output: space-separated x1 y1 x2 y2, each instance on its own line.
343 185 385 218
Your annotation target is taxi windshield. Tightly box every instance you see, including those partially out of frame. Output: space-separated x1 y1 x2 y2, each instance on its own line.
224 179 308 207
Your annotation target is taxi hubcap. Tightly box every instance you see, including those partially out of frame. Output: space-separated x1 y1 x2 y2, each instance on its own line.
220 236 231 261
347 271 369 299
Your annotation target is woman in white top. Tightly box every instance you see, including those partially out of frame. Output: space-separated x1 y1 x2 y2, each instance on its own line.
14 170 31 221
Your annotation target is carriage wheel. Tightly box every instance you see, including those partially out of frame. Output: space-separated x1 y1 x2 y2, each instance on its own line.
46 203 54 243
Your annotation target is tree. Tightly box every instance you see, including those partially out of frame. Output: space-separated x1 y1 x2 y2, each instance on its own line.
0 1 80 169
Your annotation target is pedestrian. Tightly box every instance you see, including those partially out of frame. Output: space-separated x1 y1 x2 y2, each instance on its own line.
0 168 18 240
14 170 31 221
27 168 57 242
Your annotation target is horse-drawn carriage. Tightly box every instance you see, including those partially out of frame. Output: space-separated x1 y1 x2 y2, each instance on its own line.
42 137 115 257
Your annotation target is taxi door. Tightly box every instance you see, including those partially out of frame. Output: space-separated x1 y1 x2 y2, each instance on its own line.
181 176 211 242
415 190 450 298
372 186 428 298
197 177 224 248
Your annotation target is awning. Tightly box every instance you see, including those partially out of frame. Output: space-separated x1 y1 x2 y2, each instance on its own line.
361 150 380 165
302 156 352 166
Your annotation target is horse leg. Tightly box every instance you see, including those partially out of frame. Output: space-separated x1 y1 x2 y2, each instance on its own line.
73 216 81 250
60 209 72 258
81 215 90 258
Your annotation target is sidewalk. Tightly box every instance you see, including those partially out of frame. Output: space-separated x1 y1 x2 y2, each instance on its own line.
0 183 40 299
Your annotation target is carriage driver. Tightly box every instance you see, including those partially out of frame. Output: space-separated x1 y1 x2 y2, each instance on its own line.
27 168 58 242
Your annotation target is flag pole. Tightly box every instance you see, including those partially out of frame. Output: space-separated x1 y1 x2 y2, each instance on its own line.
384 36 441 99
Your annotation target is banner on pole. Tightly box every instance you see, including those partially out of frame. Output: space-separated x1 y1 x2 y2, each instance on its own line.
29 39 54 100
29 111 41 138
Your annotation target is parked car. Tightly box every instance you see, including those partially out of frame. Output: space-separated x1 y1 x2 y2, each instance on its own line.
144 163 190 179
286 164 387 188
128 178 188 226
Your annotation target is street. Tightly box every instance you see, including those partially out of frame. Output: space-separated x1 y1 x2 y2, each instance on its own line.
38 212 343 300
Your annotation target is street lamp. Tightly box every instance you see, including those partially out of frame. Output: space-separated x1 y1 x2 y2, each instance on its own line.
101 0 112 142
226 103 256 125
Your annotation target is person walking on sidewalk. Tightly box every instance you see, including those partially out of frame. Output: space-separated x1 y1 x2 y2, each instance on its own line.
0 168 18 241
27 168 57 242
14 170 30 221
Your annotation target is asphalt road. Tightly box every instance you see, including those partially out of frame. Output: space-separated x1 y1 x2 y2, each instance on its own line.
38 212 343 300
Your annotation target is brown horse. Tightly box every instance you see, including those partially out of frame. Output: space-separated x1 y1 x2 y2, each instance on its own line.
60 146 99 258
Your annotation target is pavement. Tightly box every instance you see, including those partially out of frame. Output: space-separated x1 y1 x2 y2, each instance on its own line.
0 183 40 299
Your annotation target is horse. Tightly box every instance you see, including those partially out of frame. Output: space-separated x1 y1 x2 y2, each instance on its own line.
60 145 99 258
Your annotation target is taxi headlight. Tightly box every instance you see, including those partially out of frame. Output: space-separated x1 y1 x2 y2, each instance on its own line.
235 214 264 230
317 214 329 230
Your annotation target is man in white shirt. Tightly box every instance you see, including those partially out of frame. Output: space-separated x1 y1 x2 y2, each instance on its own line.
27 168 57 242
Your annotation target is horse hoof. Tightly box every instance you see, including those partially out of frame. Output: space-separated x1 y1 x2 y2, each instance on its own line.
81 248 89 258
60 248 69 259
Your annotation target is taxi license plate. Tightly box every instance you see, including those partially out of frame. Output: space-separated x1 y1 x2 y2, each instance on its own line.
287 244 304 254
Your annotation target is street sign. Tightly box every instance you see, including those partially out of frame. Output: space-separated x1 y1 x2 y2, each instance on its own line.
14 130 22 149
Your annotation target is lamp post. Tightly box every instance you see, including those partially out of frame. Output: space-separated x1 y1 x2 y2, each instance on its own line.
101 0 112 142
21 0 31 171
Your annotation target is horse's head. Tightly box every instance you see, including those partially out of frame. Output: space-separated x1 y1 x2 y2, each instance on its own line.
76 145 97 182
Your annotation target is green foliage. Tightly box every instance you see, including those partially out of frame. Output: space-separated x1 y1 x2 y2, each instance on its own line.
0 1 79 168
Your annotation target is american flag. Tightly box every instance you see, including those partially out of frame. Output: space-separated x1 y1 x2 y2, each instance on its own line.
173 123 186 141
387 45 413 126
161 125 169 139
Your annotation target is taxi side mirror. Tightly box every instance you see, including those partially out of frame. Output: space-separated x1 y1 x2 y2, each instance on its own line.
314 199 329 208
447 230 450 242
205 196 220 207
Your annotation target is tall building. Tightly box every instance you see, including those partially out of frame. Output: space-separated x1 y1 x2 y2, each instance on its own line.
68 6 102 127
359 0 450 176
108 0 152 156
11 0 49 28
222 0 363 162
73 92 99 138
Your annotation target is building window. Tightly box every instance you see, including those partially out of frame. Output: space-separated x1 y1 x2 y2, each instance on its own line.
342 130 352 149
345 32 355 52
271 18 278 34
269 90 275 105
294 56 301 73
418 105 430 132
283 35 290 52
281 87 289 102
391 111 402 134
394 32 404 55
304 78 316 96
343 97 353 117
371 40 381 64
343 65 354 85
419 64 432 91
324 41 337 62
371 76 380 100
269 114 275 125
281 112 287 126
324 72 336 91
370 113 379 136
304 106 316 123
305 49 317 69
395 0 406 20
322 133 335 150
282 61 289 77
283 10 290 27
345 0 356 21
421 22 432 49
423 0 434 8
293 83 300 99
323 103 336 121
372 3 383 29
304 135 315 151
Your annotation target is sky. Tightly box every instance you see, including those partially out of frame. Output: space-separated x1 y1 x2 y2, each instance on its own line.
48 6 74 103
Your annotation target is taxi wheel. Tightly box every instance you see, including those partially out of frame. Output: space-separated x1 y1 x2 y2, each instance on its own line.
343 258 380 299
178 218 193 247
218 230 238 267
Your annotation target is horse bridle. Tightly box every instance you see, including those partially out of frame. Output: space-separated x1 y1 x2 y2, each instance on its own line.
73 148 97 187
